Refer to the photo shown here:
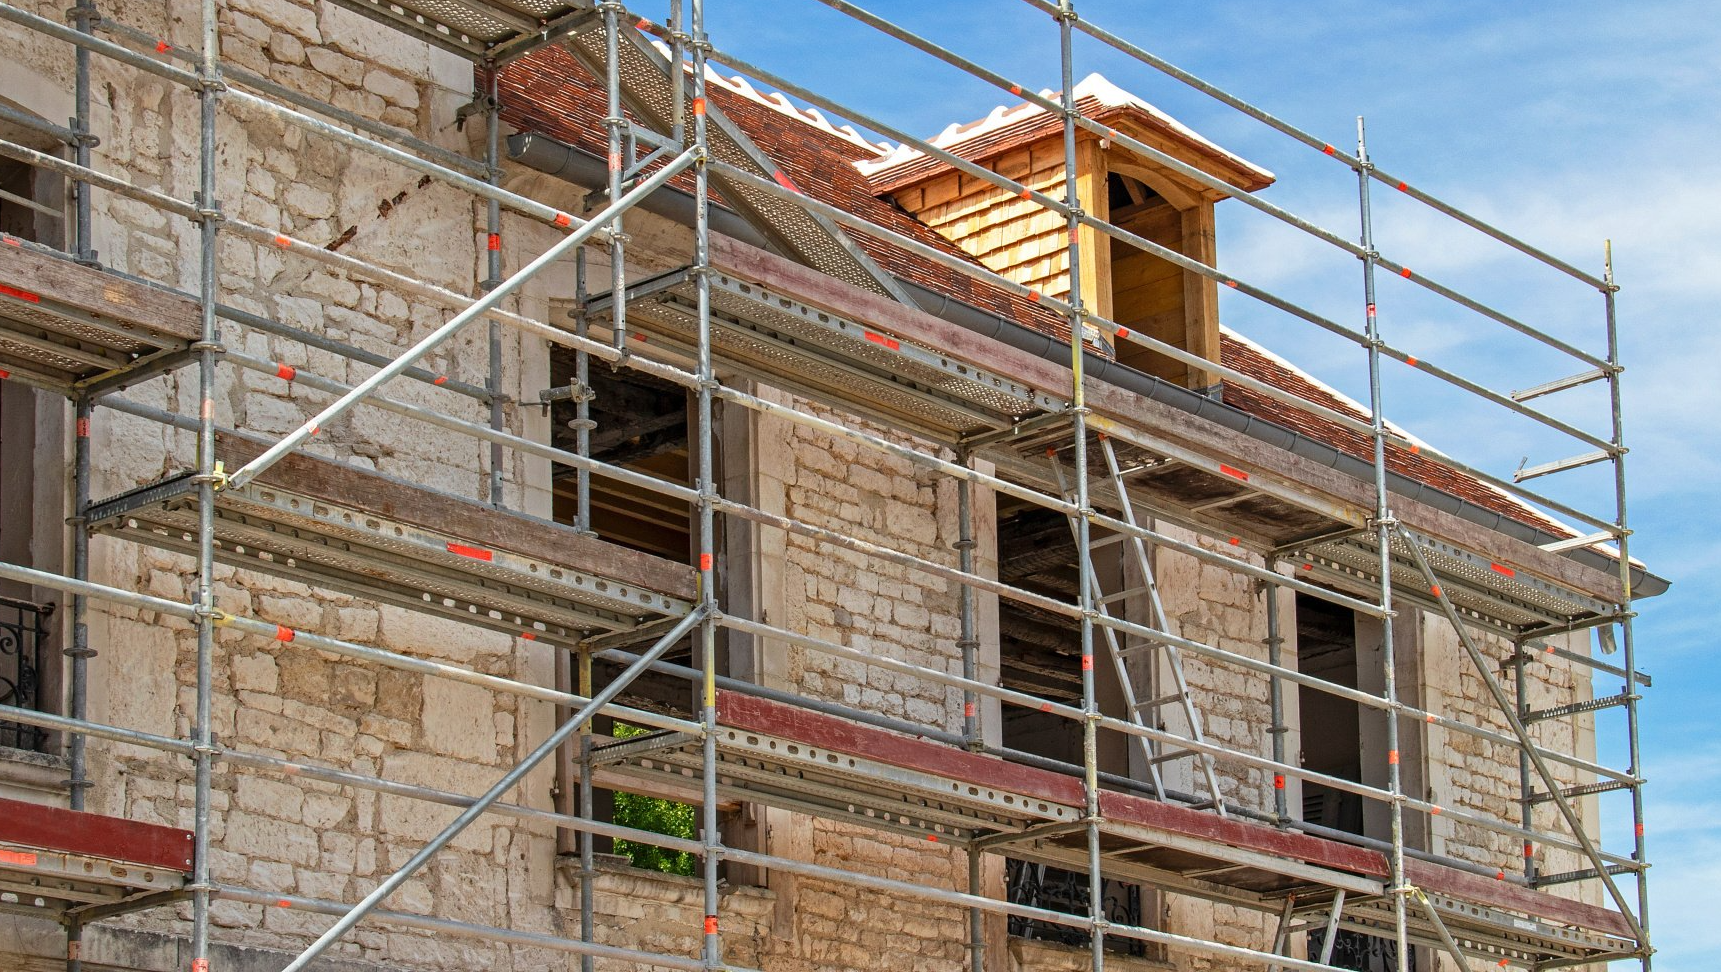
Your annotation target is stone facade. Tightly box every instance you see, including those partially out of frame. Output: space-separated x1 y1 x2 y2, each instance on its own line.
0 1 1609 970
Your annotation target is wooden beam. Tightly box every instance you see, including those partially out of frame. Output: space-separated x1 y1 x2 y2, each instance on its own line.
0 244 200 345
0 796 192 872
1180 202 1221 393
1074 137 1113 326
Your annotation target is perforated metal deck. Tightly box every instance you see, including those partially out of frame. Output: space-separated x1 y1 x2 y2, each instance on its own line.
320 0 597 61
0 798 192 922
592 693 1637 969
1323 891 1637 969
86 474 693 643
589 267 1066 441
595 725 1076 844
979 419 1619 637
1290 528 1617 638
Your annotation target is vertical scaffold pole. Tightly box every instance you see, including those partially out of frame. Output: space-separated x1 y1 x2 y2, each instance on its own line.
485 67 506 506
689 1 721 967
68 0 95 265
1514 636 1537 882
66 388 93 814
64 0 97 874
1265 560 1288 825
1604 241 1651 970
573 246 594 535
957 460 980 749
577 646 596 972
190 0 223 965
1055 3 1105 968
1354 117 1411 968
601 0 629 353
958 459 983 972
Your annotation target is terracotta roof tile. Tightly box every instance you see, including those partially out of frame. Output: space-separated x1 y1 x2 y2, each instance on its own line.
1219 331 1573 538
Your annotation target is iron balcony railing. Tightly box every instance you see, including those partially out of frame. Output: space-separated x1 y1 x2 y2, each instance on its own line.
0 594 51 751
1006 859 1149 958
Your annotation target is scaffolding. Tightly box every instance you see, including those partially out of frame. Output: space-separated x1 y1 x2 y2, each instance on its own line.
0 0 1656 970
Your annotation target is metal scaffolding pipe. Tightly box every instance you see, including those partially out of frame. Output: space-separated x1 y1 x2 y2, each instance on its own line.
218 886 728 972
813 0 1611 372
228 150 694 491
0 559 698 735
1011 0 1611 291
276 607 705 972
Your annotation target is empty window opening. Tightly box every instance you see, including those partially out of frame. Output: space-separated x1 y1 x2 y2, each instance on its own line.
1297 592 1420 972
549 353 693 560
996 500 1160 957
1297 592 1364 836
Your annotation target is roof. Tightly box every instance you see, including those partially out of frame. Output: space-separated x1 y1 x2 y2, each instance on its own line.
1218 329 1573 538
497 45 1070 342
496 43 1574 542
860 73 1275 195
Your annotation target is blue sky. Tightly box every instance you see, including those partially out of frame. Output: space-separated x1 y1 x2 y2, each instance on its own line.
699 2 1718 966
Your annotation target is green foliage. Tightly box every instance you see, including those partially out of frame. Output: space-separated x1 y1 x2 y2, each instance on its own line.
610 723 698 876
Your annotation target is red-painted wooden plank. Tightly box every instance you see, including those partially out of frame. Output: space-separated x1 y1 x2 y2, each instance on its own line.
0 797 193 873
1405 858 1635 940
1097 790 1387 877
716 692 1086 807
717 692 1636 940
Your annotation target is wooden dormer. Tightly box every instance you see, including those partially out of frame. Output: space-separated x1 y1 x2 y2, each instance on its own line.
863 74 1273 395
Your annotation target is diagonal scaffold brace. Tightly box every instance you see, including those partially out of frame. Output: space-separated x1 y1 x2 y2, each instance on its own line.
226 147 698 491
1394 525 1647 945
277 604 707 972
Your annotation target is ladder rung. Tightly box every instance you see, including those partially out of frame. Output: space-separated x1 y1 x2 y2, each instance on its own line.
1148 749 1199 766
1511 367 1609 402
1132 693 1185 711
1523 692 1631 723
1528 778 1635 805
1098 588 1148 606
1514 449 1611 483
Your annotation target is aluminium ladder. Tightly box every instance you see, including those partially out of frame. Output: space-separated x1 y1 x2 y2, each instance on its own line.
1049 435 1227 813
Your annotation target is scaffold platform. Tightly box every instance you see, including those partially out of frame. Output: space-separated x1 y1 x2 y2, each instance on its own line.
0 797 191 921
0 243 199 396
594 692 1637 969
85 434 696 644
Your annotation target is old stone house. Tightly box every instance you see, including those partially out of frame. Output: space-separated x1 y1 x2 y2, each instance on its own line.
0 3 1658 972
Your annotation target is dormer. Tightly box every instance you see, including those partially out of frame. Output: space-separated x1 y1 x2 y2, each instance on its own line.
861 74 1273 395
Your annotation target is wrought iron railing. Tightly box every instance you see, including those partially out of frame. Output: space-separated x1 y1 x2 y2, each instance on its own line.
1309 928 1415 972
0 594 52 751
1005 859 1147 957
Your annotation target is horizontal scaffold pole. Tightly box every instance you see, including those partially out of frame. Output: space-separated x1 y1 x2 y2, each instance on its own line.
227 149 696 491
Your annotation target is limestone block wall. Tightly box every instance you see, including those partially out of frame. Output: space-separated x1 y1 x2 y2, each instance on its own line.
0 0 1615 966
0 0 577 964
1421 620 1602 905
558 857 775 972
766 396 969 730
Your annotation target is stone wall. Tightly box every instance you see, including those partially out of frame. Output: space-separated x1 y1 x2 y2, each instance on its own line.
0 0 1614 968
0 0 570 964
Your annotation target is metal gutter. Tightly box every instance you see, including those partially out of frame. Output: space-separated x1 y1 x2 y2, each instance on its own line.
508 132 1668 600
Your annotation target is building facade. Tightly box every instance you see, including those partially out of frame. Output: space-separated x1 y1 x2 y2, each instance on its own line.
0 2 1656 971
